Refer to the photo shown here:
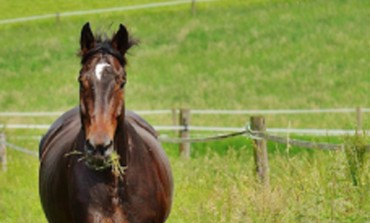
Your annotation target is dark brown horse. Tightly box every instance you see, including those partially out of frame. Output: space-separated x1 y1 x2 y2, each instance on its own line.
39 23 173 223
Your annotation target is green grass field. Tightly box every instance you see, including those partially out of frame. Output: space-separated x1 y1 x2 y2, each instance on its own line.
0 0 369 222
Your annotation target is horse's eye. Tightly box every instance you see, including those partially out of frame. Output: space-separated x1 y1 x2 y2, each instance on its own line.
117 76 126 89
78 78 85 89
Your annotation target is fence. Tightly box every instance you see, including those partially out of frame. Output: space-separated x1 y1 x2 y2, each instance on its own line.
1 107 369 186
0 0 214 25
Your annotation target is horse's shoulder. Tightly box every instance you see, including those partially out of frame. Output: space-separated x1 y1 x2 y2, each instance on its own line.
39 106 81 161
123 111 173 219
125 110 158 138
123 111 169 165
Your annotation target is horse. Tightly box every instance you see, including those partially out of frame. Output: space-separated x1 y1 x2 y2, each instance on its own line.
39 23 173 223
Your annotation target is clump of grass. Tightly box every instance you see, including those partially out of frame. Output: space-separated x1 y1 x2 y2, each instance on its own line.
107 151 127 178
65 150 127 178
344 134 368 186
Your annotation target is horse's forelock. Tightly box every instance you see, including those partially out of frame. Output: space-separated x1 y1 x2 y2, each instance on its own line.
78 31 138 67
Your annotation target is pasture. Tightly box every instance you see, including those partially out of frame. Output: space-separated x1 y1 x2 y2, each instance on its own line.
0 0 369 222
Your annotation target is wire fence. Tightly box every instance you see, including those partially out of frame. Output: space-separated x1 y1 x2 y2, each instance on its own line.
2 125 369 161
1 124 368 136
1 114 369 183
0 0 216 25
1 107 369 135
1 108 369 166
4 142 38 157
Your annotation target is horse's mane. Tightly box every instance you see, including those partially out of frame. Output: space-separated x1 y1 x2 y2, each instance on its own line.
79 32 138 66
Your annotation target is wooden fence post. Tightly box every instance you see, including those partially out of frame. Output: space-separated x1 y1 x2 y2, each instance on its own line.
356 107 362 134
172 108 178 135
191 0 196 15
0 133 7 172
56 12 60 23
251 116 269 186
179 108 191 158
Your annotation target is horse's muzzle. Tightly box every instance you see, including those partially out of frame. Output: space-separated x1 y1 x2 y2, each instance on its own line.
84 139 114 165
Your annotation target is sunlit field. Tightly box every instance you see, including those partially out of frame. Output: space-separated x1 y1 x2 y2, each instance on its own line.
0 0 369 222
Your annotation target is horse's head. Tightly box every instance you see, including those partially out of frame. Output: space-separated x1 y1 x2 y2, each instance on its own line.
78 23 135 164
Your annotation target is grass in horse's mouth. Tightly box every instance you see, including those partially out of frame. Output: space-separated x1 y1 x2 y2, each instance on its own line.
65 150 127 177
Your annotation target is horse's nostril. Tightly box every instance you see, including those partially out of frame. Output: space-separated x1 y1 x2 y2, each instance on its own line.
105 140 113 149
86 138 113 156
85 139 95 154
97 140 113 155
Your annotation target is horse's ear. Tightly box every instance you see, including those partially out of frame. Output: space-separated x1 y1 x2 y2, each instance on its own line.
111 24 131 55
80 22 95 55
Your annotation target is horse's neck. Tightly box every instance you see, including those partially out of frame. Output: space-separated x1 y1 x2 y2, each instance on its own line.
114 113 128 168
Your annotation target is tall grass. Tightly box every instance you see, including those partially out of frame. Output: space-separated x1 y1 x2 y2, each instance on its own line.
0 138 368 222
344 134 368 187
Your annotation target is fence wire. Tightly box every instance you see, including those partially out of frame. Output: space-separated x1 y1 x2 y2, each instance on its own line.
2 127 369 158
5 142 38 157
159 130 247 143
0 0 216 25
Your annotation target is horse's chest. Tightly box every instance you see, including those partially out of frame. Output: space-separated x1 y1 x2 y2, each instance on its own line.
81 187 129 222
70 167 128 222
87 204 127 223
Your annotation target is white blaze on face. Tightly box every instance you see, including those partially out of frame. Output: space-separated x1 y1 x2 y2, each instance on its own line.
95 62 110 80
